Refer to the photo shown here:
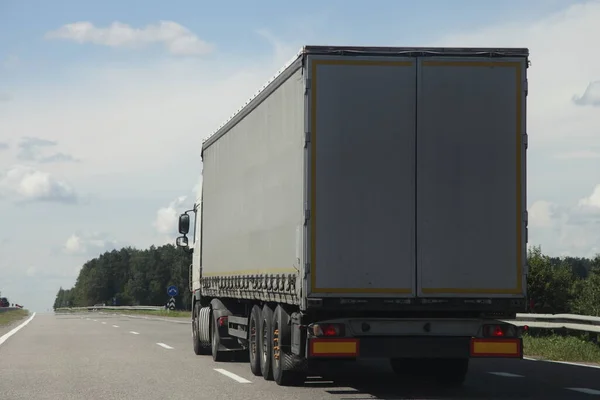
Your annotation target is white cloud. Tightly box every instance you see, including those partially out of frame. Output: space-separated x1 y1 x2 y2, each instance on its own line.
45 21 214 56
529 200 558 228
0 165 77 203
578 184 600 209
63 232 122 257
573 81 600 107
154 196 187 235
528 183 600 258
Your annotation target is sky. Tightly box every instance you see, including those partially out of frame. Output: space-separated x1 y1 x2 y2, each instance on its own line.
1 0 599 311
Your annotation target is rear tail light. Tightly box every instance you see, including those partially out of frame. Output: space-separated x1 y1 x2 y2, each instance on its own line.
218 316 228 327
312 323 345 337
483 324 517 338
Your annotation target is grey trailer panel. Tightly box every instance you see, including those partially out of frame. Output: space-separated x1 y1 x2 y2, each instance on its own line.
416 58 527 297
307 56 417 296
201 66 305 295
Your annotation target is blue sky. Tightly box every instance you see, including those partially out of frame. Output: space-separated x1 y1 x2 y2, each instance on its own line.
1 0 599 311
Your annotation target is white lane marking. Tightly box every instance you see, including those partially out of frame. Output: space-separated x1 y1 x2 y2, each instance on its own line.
524 357 600 370
156 343 173 349
488 372 524 378
214 368 252 383
86 318 90 320
112 325 119 328
566 388 600 395
92 319 97 322
129 331 140 335
101 322 107 324
0 312 36 347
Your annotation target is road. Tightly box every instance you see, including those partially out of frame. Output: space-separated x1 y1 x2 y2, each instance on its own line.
1 313 599 400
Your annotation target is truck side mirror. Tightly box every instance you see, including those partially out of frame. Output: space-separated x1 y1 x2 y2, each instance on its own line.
176 236 189 248
178 213 190 235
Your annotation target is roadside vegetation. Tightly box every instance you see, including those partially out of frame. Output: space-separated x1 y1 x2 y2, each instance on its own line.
0 309 30 327
523 333 600 364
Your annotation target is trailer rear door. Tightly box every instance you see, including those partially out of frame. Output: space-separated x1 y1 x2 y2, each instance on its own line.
415 58 527 297
306 56 417 297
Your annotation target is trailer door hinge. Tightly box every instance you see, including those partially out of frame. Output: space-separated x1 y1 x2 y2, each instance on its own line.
523 133 528 150
304 130 311 147
304 208 311 221
305 78 311 91
523 79 528 96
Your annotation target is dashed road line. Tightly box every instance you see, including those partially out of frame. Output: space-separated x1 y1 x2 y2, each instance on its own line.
129 331 140 335
214 368 252 383
566 388 600 395
92 319 97 322
156 342 173 349
488 372 524 378
101 322 107 325
0 312 36 347
112 325 119 328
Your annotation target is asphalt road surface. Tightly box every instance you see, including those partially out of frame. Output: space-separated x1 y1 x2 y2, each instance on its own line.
1 313 600 400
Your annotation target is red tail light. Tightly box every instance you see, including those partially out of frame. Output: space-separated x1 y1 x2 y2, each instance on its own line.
483 324 517 337
312 323 345 337
218 316 228 327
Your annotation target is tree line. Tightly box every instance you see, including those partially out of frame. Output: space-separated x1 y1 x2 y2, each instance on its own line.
53 244 600 316
53 244 193 311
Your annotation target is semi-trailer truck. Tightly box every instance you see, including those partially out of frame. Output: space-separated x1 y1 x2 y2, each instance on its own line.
176 45 530 387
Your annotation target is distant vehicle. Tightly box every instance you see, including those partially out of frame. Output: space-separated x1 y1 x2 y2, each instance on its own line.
0 297 9 307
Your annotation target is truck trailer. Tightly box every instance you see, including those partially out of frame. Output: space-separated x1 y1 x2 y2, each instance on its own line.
176 45 530 387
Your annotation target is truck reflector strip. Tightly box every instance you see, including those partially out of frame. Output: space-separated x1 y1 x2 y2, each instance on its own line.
470 338 522 358
309 338 359 358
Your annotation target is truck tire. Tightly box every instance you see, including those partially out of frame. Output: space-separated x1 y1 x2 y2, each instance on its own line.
211 310 228 362
272 305 305 386
248 305 262 376
192 302 210 355
259 305 274 380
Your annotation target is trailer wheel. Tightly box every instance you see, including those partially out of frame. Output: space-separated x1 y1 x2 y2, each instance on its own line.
192 302 210 355
211 310 228 362
272 305 306 386
259 305 274 380
248 305 262 376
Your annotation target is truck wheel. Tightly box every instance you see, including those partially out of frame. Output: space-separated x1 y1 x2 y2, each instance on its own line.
192 303 210 355
272 305 305 386
259 305 274 380
211 310 228 362
248 305 262 376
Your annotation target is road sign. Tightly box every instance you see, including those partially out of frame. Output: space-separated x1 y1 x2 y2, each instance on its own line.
167 285 178 297
167 297 176 311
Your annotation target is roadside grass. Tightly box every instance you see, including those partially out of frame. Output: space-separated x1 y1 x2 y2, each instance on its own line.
523 333 600 364
0 309 30 327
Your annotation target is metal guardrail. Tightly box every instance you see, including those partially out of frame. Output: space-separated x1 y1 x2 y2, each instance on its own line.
53 307 600 334
55 306 164 312
508 313 600 334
